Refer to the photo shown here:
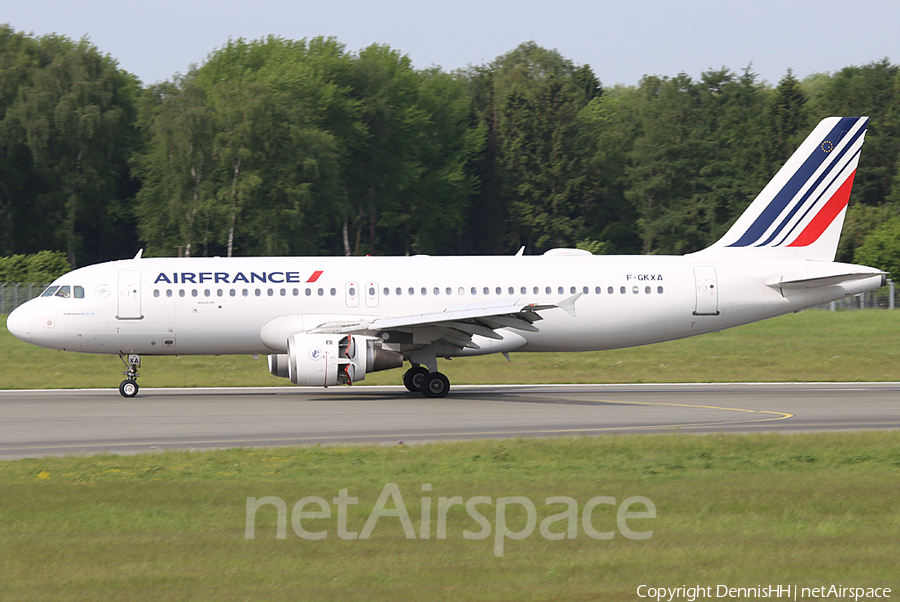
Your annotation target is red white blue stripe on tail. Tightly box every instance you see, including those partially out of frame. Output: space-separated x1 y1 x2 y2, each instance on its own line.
705 117 867 261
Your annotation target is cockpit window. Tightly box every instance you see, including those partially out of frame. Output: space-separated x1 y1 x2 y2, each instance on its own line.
40 286 60 297
55 286 71 298
74 286 84 298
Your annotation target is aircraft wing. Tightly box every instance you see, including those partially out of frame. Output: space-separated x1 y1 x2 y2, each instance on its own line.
308 295 580 350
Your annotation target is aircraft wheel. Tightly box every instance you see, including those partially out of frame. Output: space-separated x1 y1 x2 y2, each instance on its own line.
119 379 139 398
422 372 450 398
403 366 429 392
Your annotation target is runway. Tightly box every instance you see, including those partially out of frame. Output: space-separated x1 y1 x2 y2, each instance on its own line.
0 383 898 459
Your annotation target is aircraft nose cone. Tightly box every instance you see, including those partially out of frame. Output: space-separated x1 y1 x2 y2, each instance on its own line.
6 305 32 343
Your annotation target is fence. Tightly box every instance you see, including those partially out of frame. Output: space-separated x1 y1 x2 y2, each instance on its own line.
0 283 50 315
822 280 898 310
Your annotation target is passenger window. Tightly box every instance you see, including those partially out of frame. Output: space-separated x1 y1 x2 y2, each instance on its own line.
483 287 490 295
230 289 237 297
256 289 262 297
330 288 336 296
74 286 84 298
349 287 356 296
533 287 539 294
243 289 250 297
645 286 651 294
558 287 564 295
192 289 199 297
570 286 576 294
409 287 415 296
55 286 71 298
383 287 389 296
434 287 440 296
508 287 514 295
520 287 526 294
619 287 626 294
153 290 160 298
446 287 452 296
583 286 589 294
317 288 324 296
280 288 286 296
292 289 299 296
421 287 427 296
167 290 173 298
205 289 211 297
41 286 60 297
179 290 186 298
545 287 551 294
633 286 639 294
305 288 311 296
471 287 477 295
608 287 614 294
396 288 402 296
595 286 601 294
267 288 274 297
458 287 465 295
658 286 664 294
495 287 502 295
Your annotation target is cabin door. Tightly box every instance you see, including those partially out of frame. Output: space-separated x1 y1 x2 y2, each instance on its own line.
117 270 143 319
693 266 719 316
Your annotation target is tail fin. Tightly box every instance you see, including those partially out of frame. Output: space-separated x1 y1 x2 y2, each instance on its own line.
701 116 868 261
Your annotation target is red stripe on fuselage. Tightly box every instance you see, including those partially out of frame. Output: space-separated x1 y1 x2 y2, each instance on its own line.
787 170 856 248
306 270 324 283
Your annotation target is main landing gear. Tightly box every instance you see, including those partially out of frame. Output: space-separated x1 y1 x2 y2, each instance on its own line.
403 364 450 398
118 353 141 398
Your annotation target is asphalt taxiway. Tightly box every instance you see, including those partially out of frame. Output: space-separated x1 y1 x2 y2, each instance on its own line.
0 383 897 458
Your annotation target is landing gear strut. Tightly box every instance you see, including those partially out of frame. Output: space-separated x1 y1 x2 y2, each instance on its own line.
118 353 141 398
402 364 450 398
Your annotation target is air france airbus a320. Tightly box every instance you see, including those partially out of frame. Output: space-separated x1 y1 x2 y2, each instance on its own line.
6 117 885 398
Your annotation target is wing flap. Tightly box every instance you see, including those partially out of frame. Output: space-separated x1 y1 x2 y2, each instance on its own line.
308 297 574 350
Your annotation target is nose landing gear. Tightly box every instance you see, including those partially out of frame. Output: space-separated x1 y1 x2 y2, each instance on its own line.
118 353 141 398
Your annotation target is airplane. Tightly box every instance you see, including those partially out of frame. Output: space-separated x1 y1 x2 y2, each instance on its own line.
5 116 885 398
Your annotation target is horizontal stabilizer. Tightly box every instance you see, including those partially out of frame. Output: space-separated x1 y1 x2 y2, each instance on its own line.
767 272 886 290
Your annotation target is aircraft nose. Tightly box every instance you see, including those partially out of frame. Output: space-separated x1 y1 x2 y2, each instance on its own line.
6 304 32 344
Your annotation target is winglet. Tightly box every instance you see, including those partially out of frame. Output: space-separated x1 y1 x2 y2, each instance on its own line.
558 293 582 317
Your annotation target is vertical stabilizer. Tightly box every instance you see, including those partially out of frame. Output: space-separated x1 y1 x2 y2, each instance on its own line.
701 116 868 260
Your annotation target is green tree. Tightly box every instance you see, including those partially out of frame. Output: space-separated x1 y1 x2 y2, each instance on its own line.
763 70 809 168
134 75 215 257
811 59 900 207
0 28 139 265
501 76 586 252
853 215 900 276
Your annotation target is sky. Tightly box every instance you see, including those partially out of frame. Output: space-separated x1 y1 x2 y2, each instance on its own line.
4 0 899 87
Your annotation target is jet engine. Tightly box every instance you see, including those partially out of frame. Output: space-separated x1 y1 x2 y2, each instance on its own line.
267 333 402 386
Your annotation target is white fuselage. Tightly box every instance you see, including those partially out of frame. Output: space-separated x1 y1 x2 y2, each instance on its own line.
7 254 884 357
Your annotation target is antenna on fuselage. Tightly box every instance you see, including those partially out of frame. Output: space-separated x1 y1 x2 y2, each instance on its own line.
133 249 143 260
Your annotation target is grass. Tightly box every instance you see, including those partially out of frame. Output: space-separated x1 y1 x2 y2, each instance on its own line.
2 311 899 599
1 433 898 601
1 309 900 389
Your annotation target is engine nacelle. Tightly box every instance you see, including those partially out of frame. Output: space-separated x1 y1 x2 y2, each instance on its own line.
267 333 402 386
